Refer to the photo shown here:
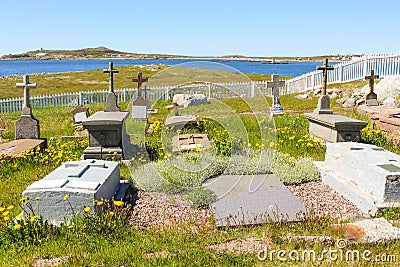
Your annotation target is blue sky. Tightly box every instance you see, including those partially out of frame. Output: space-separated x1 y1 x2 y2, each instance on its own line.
1 0 398 57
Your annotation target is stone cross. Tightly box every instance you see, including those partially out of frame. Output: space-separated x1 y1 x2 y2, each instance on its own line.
16 75 37 115
267 74 285 107
103 62 119 93
364 69 379 105
132 72 148 97
317 58 334 96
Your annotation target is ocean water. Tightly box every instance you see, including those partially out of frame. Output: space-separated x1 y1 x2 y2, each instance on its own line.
0 59 321 77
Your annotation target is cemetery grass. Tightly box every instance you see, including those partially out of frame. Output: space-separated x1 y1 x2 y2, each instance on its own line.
1 97 400 265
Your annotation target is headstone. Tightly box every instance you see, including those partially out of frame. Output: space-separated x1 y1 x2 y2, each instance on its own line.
82 111 134 160
71 105 90 124
22 159 127 224
15 75 41 139
315 142 400 215
204 174 306 226
131 105 148 121
132 72 150 108
304 113 367 142
172 133 211 155
314 59 334 115
365 69 379 106
103 62 121 112
267 74 285 115
0 139 47 157
172 94 209 108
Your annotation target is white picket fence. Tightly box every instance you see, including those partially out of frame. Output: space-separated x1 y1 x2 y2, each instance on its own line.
0 81 279 113
286 51 400 93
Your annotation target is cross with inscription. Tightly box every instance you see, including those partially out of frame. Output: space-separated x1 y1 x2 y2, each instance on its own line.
364 69 379 105
132 72 148 98
267 74 285 108
317 58 334 96
103 62 119 93
16 75 37 115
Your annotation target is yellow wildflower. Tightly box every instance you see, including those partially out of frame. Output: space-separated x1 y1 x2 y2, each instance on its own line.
269 141 275 148
63 195 69 201
34 197 41 201
2 211 10 217
29 215 38 222
68 225 73 229
108 211 115 217
96 201 104 206
0 207 4 212
113 200 124 207
16 213 23 219
14 224 21 231
83 207 90 213
6 205 14 210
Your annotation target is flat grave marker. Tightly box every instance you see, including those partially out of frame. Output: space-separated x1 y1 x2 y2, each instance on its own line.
204 174 306 226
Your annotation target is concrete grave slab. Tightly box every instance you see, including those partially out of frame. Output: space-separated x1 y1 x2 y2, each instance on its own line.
165 115 197 129
22 159 124 224
204 174 306 226
82 111 135 160
172 133 211 155
305 113 367 142
0 139 47 157
316 142 400 215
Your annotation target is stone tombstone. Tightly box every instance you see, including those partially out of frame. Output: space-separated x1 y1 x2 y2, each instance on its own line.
267 74 285 115
103 62 121 112
365 69 379 106
172 133 211 155
82 111 134 160
316 142 400 215
204 174 306 226
314 59 334 115
15 75 41 139
0 139 47 157
22 159 124 224
305 113 367 142
71 105 90 124
131 105 148 121
132 72 151 108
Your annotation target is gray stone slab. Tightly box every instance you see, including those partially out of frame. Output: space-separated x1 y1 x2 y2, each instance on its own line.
165 115 197 129
204 174 306 226
22 159 122 224
305 113 367 142
132 105 148 121
0 139 47 157
316 142 400 215
172 133 211 155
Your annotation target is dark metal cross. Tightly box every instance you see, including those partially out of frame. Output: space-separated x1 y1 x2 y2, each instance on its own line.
16 75 37 111
103 62 119 93
365 69 379 95
317 58 334 95
132 72 148 97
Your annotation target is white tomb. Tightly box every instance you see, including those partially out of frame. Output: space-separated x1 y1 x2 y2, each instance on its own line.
22 159 124 224
315 142 400 215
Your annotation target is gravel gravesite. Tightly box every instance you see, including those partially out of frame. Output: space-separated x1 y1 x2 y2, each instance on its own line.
1 59 400 266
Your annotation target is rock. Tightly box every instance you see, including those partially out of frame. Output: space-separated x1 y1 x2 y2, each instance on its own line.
330 92 338 99
326 88 334 94
342 97 356 107
343 92 352 99
361 75 400 102
165 104 175 110
333 88 342 94
295 93 309 99
382 97 399 108
336 97 349 104
313 89 322 96
356 98 365 106
352 91 365 98
172 94 209 107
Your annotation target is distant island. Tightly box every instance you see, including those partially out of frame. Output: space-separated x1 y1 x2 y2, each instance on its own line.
0 46 356 62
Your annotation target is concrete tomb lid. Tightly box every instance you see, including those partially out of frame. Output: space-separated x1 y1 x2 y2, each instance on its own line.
82 111 129 125
0 139 46 157
305 113 368 129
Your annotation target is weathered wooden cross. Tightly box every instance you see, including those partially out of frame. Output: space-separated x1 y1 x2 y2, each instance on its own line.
267 74 285 107
16 75 37 115
103 62 119 93
132 72 148 98
365 69 379 97
317 58 334 95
